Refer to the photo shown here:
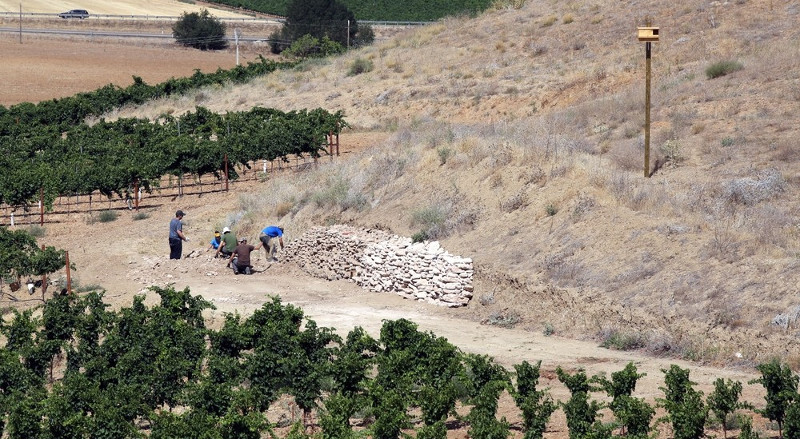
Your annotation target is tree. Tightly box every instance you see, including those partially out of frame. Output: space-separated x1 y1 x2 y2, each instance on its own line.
595 362 654 437
707 378 751 439
172 9 228 50
286 0 356 47
512 361 557 439
556 367 608 439
271 0 373 54
658 365 708 439
750 359 799 439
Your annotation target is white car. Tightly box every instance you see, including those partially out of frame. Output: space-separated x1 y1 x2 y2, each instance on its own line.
58 9 90 19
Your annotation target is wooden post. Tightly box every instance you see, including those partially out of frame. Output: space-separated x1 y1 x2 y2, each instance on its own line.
65 251 72 294
134 179 140 211
644 41 651 178
224 154 229 191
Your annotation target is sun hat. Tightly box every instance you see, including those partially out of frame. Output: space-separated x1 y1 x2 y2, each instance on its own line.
222 227 231 233
214 231 221 237
239 237 247 242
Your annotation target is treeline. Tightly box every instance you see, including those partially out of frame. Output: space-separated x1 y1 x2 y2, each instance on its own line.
209 0 494 21
0 287 793 439
0 56 295 132
0 106 346 208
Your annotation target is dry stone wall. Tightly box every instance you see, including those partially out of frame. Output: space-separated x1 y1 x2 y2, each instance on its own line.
283 225 473 307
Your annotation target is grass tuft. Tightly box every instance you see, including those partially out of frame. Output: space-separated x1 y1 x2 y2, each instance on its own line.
98 210 119 223
705 60 744 79
26 225 45 238
348 57 374 76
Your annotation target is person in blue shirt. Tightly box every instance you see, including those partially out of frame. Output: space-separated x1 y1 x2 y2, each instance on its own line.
258 226 284 262
207 230 222 253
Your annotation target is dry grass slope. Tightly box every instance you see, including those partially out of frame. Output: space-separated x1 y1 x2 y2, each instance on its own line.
109 0 800 366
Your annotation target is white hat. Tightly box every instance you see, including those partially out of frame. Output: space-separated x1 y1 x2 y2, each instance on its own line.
222 227 231 233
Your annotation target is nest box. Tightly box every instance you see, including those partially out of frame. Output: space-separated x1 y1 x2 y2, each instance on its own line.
637 27 660 42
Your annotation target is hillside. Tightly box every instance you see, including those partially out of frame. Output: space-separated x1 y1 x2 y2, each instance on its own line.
103 0 800 366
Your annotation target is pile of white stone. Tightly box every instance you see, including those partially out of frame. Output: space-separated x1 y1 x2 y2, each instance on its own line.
283 225 473 307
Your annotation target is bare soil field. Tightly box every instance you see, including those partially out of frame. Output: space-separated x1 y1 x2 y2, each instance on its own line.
0 33 274 105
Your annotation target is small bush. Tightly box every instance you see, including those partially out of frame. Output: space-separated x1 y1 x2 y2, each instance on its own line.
436 146 453 165
706 60 744 79
541 16 557 27
546 203 558 216
724 168 785 205
275 201 293 217
500 191 528 212
563 14 574 24
411 231 429 243
348 57 374 76
132 212 150 221
98 210 119 223
412 206 447 236
543 323 555 336
483 310 521 328
660 138 685 163
599 328 646 350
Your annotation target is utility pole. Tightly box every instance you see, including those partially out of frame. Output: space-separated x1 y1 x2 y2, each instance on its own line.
19 3 22 44
637 25 659 177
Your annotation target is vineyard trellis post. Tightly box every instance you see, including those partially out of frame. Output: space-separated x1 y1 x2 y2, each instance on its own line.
134 179 140 211
224 154 229 192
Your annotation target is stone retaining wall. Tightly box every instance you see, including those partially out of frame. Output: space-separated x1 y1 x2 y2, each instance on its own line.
283 225 473 307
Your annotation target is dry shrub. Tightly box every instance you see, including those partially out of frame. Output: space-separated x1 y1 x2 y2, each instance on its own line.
411 189 481 240
747 205 794 249
499 190 528 212
608 140 642 172
771 140 799 162
571 194 595 220
274 201 293 217
523 165 547 186
724 168 785 206
486 142 515 169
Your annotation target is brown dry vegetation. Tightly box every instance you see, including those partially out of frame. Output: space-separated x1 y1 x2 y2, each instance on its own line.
101 0 800 367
